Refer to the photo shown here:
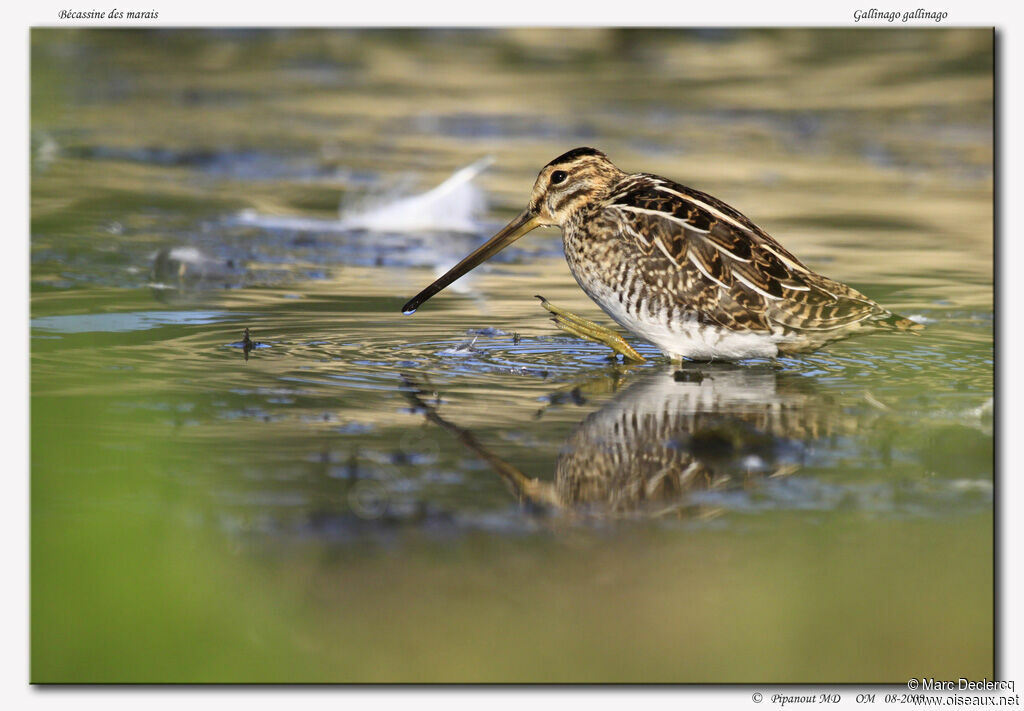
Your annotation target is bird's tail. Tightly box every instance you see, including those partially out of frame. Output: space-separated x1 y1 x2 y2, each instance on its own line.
874 311 925 332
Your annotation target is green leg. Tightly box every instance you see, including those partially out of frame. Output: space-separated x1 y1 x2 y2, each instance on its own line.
535 295 646 363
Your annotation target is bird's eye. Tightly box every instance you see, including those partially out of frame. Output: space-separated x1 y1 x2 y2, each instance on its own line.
550 170 568 185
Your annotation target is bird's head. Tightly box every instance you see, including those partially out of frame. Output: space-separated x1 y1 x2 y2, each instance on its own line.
527 147 623 227
402 148 623 314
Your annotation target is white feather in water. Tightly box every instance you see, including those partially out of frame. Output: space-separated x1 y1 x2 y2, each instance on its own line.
340 156 493 233
232 156 494 235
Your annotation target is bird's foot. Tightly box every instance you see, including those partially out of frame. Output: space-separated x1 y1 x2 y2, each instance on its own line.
535 295 646 363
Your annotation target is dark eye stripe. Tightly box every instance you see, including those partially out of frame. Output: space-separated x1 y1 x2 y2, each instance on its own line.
554 186 591 211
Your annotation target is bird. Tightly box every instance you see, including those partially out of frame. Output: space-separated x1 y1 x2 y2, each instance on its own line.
402 147 921 362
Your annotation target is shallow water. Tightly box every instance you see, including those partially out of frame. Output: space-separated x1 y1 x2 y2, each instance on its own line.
31 28 993 682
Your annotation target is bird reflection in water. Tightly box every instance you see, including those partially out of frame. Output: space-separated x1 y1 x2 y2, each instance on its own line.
401 365 843 518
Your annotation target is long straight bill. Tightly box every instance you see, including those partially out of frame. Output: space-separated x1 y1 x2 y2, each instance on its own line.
402 210 541 314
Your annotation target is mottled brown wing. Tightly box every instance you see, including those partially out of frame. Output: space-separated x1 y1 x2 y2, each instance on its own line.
606 176 888 333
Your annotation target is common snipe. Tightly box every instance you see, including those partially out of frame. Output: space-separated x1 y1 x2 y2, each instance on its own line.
402 148 920 362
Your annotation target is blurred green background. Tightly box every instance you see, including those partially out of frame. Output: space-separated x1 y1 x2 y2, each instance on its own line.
31 28 992 682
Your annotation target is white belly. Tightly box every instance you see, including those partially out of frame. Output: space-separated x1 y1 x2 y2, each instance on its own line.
580 278 783 361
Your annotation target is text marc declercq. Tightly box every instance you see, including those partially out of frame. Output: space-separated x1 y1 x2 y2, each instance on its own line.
917 679 1015 692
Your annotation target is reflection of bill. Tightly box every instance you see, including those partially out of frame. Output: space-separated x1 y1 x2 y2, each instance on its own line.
402 365 843 517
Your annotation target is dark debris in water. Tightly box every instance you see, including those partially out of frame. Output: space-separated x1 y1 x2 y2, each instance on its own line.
227 328 271 361
673 369 705 383
63 143 341 182
691 476 992 518
283 503 557 545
